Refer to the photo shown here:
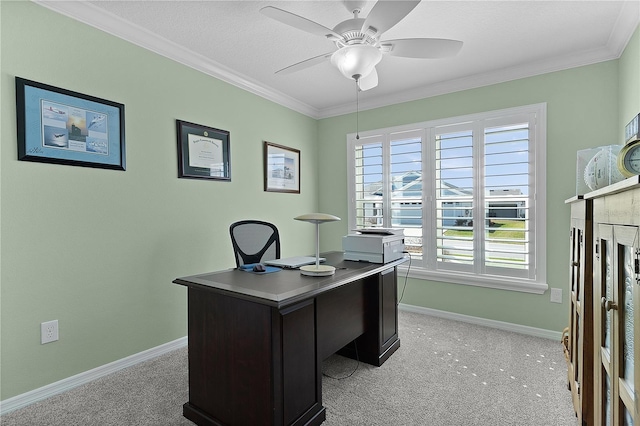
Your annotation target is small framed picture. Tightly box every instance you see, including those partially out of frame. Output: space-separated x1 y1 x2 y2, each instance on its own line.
264 141 300 193
176 120 231 181
15 77 126 170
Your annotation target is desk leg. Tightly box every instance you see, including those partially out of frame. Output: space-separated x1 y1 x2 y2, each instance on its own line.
343 267 400 366
277 300 325 426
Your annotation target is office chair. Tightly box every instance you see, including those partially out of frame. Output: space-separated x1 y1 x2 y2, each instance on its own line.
229 220 281 268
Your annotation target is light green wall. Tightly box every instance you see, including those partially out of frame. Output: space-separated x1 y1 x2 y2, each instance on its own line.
619 26 640 139
319 28 639 332
0 1 318 400
1 0 638 403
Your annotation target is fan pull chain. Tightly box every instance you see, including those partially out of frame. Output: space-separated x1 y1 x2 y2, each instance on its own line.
355 77 360 140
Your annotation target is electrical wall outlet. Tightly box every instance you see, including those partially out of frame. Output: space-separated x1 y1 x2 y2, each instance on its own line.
41 320 59 344
550 288 563 304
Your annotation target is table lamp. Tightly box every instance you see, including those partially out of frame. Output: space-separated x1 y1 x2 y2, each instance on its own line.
294 213 341 276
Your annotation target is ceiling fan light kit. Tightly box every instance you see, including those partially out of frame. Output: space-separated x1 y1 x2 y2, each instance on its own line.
330 45 382 80
261 0 463 91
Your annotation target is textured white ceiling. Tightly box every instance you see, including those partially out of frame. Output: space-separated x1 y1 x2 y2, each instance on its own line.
38 1 639 118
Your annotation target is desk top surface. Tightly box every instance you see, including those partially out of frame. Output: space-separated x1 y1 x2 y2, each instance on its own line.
173 251 407 307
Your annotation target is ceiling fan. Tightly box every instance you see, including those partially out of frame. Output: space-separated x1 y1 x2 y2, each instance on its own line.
260 0 463 91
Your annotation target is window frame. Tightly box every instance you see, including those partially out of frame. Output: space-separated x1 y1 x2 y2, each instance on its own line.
346 104 547 294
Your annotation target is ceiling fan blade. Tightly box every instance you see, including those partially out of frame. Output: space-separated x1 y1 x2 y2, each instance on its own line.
260 6 342 40
381 38 463 58
358 68 378 91
361 0 420 38
275 52 335 75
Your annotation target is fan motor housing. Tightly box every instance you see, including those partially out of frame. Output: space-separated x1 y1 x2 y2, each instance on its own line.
333 18 378 47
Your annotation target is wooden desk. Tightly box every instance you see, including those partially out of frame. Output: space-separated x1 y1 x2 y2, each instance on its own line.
173 251 406 426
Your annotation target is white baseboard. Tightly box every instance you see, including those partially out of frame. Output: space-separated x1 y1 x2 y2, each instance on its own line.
399 303 563 341
0 336 187 416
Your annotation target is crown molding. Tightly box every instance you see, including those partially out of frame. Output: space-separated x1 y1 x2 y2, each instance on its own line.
608 0 640 56
318 43 624 119
33 0 639 121
33 0 321 119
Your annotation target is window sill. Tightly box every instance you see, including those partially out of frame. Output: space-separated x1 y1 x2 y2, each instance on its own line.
397 265 548 294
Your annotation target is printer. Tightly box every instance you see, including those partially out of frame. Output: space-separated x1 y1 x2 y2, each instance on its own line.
343 228 405 264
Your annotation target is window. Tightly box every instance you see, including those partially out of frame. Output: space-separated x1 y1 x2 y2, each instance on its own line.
347 104 547 293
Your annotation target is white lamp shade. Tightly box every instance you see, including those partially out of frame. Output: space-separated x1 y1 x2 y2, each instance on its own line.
330 45 382 80
294 213 341 224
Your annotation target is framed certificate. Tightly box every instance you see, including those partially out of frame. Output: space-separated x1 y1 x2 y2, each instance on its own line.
176 120 230 181
16 77 126 170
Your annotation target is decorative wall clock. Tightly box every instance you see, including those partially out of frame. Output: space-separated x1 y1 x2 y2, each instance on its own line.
617 139 640 177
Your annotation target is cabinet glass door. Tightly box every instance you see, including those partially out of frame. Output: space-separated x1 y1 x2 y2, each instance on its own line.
598 225 614 426
597 225 638 425
570 226 580 385
616 226 637 426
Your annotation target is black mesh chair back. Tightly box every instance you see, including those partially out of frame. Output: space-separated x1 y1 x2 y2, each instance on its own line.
229 220 281 268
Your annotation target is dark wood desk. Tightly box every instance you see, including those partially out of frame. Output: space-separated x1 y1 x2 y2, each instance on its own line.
173 251 406 426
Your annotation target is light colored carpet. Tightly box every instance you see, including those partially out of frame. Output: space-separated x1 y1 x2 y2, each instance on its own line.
322 311 577 425
1 310 577 425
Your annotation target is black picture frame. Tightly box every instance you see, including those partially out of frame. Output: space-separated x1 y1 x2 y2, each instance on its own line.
263 141 300 193
176 120 231 181
15 77 126 171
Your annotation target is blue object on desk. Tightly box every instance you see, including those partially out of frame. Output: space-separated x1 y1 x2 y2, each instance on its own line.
239 263 281 274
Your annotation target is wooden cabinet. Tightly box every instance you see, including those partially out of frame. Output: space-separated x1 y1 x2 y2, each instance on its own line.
184 287 324 426
360 267 400 366
379 267 399 354
335 266 401 367
565 196 594 426
588 178 640 425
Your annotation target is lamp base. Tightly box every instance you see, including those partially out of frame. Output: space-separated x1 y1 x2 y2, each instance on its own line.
299 264 336 277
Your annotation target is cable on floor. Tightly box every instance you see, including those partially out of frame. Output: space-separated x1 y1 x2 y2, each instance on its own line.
322 340 359 380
